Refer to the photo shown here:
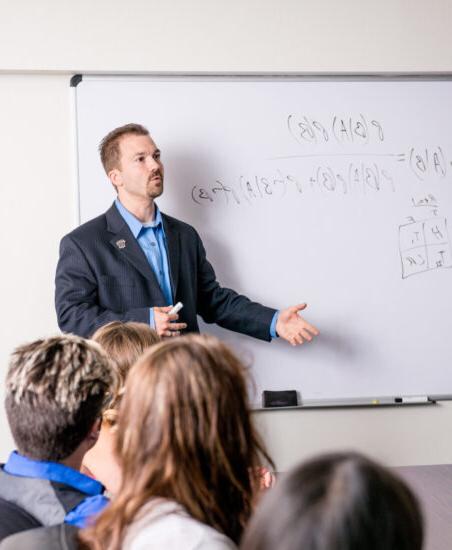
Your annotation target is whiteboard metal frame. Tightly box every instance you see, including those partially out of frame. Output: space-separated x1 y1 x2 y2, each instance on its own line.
70 72 452 408
70 77 82 226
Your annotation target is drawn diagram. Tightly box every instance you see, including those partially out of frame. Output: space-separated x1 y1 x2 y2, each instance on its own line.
399 217 452 278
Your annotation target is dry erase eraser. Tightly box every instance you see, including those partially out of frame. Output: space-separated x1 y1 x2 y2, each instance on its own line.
262 390 298 408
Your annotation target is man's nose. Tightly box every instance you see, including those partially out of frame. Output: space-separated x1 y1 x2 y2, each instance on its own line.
146 156 160 171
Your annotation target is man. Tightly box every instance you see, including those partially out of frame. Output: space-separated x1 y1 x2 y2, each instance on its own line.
55 123 319 344
0 335 115 540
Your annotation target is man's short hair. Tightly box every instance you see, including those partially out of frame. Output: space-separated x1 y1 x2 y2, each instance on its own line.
5 335 115 461
99 123 150 175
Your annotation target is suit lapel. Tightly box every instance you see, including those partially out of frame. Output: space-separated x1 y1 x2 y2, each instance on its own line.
105 204 165 301
162 214 180 299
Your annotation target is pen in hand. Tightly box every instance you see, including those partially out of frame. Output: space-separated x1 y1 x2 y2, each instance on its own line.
168 302 183 315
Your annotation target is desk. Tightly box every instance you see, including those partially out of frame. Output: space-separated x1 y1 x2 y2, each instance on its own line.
395 465 452 550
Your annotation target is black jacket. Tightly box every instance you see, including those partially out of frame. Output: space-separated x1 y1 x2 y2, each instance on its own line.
55 203 276 338
0 498 41 542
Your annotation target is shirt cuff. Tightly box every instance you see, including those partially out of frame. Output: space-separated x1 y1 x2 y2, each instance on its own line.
270 311 279 339
149 308 156 329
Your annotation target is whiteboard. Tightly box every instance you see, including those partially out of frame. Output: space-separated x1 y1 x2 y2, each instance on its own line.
74 75 452 405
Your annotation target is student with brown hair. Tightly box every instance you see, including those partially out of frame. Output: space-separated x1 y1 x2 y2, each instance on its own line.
80 334 275 550
241 452 424 550
82 321 160 493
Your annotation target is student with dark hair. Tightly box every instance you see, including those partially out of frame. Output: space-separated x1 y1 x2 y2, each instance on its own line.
241 452 424 550
80 334 275 550
82 321 160 493
0 335 116 542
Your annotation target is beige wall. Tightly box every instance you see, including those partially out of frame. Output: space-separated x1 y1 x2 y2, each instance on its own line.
0 75 75 455
1 0 452 468
1 0 452 73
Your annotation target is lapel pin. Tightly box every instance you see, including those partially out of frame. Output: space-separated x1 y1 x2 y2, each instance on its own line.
116 239 126 249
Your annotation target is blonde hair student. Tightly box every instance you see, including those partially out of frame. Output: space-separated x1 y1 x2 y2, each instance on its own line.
81 321 160 492
81 334 274 550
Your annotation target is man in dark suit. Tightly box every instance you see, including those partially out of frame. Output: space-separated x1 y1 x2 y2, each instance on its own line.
55 123 319 344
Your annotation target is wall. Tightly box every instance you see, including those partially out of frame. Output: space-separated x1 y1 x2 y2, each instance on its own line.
1 0 452 72
0 75 75 455
1 0 452 469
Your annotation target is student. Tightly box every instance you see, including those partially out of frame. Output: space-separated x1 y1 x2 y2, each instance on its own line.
82 321 160 493
0 335 116 541
80 334 275 550
241 452 424 550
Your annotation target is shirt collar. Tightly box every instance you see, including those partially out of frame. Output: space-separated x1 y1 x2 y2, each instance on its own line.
4 451 104 496
114 199 162 238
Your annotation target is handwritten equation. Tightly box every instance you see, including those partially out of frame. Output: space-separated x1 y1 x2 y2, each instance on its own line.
191 172 292 206
287 113 385 145
191 162 398 206
399 215 452 279
406 146 448 181
191 114 452 208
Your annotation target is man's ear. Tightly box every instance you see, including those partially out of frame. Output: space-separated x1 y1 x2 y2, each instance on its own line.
109 168 122 189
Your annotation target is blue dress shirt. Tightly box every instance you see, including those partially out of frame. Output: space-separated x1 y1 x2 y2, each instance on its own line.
115 199 173 328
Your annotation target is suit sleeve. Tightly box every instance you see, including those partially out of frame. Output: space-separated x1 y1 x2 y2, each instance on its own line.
55 235 150 337
194 231 277 342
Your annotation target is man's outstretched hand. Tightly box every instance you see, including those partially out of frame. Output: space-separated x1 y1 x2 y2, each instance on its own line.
275 303 319 346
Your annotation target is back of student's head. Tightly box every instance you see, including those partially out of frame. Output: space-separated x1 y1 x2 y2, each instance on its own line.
91 321 160 426
5 335 115 462
91 321 160 382
81 333 274 549
241 452 423 550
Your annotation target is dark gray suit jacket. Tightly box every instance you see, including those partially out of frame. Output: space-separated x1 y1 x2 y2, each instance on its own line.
55 203 276 339
0 524 78 550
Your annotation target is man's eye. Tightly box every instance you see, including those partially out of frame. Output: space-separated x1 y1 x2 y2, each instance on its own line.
154 153 160 160
137 156 145 162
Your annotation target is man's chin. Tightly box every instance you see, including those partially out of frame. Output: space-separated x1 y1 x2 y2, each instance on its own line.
149 186 164 199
